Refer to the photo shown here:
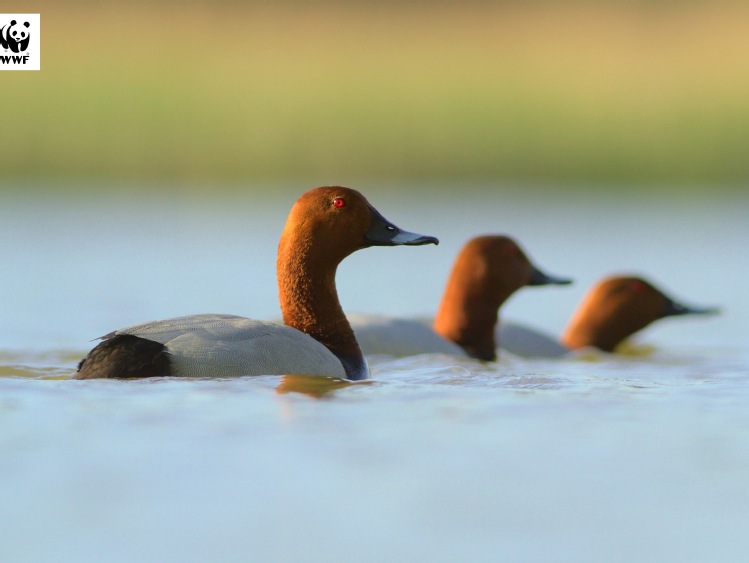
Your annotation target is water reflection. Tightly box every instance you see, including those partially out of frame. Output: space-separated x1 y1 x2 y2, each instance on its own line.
276 374 373 398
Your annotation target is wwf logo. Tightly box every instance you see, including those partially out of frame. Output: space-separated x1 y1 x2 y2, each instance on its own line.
0 19 30 53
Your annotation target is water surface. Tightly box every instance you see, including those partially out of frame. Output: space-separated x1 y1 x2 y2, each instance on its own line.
1 188 747 562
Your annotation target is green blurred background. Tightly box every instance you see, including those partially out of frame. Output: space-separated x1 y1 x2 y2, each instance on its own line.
2 0 748 194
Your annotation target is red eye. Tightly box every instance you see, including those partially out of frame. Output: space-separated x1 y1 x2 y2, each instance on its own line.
630 280 645 293
333 197 345 208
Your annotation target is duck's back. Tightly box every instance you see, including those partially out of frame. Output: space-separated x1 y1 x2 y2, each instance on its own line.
497 321 569 358
349 314 465 358
90 314 347 378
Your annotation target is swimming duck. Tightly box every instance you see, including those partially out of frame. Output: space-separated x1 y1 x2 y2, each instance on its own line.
75 186 438 380
349 235 571 361
499 275 720 357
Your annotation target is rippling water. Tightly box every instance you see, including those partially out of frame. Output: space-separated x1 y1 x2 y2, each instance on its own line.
2 345 749 562
1 188 748 562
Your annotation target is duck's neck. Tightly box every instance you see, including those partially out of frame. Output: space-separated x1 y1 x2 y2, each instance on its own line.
562 312 649 353
562 321 627 353
433 276 506 362
277 238 367 380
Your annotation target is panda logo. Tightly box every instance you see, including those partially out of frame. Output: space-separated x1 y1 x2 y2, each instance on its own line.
0 19 31 53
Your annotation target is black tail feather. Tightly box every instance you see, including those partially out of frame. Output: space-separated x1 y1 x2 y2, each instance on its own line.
75 335 171 379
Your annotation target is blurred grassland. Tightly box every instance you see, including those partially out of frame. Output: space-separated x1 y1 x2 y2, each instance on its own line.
2 2 749 193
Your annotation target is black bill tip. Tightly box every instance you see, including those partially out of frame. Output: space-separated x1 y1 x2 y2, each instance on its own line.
665 299 721 317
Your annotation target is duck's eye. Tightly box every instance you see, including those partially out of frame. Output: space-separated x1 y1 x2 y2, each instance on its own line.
385 225 396 232
332 197 346 208
630 280 645 293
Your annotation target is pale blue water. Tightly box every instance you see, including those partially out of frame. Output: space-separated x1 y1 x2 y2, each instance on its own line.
1 187 748 562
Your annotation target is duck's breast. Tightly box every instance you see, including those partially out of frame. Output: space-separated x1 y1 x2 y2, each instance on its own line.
115 314 347 378
348 314 465 358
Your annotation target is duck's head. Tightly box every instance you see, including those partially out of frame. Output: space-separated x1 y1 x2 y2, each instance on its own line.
561 275 720 352
282 186 438 263
453 235 571 301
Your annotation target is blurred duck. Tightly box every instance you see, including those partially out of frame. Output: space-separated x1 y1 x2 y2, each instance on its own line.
75 186 438 381
349 235 571 361
499 275 720 357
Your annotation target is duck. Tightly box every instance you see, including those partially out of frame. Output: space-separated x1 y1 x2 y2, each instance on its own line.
498 275 720 357
349 235 571 361
75 186 438 380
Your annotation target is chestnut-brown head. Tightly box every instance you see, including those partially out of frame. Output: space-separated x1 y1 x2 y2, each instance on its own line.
457 236 570 297
279 186 438 266
434 235 571 361
561 275 719 352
